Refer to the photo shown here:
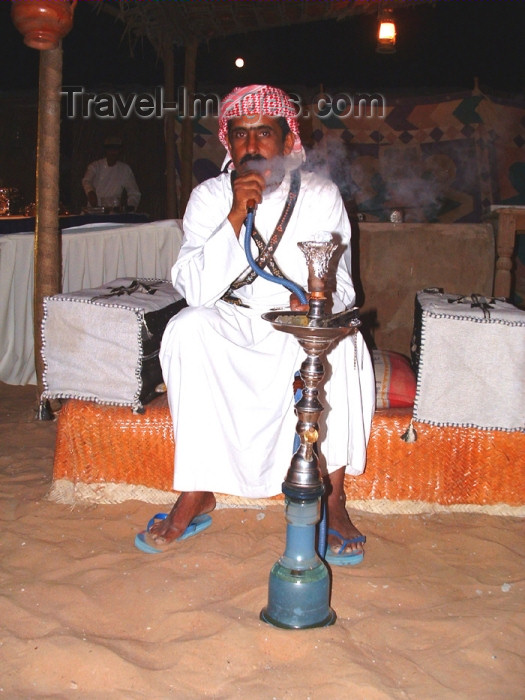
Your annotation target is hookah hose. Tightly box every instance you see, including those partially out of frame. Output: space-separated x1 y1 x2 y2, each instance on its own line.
244 203 308 305
244 202 328 559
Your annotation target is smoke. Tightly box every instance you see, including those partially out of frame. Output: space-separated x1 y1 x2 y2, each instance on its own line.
304 134 480 221
381 147 449 209
238 153 290 191
304 135 355 200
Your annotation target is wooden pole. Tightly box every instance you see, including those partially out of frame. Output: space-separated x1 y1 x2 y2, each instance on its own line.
163 41 178 219
494 208 522 300
180 38 198 216
34 45 62 406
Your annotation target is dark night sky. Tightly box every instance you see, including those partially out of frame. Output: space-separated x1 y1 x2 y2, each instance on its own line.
1 2 524 96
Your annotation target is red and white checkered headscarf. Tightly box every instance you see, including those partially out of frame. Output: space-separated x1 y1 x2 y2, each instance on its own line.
218 85 304 168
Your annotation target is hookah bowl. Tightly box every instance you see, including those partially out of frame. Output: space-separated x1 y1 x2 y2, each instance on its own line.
260 238 360 629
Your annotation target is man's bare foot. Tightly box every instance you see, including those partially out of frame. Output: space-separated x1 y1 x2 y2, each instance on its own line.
148 491 216 544
325 467 365 556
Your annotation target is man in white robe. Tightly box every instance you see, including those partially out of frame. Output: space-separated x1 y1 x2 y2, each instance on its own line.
148 85 375 562
82 136 141 211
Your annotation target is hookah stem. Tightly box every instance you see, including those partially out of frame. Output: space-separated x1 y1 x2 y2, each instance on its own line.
244 202 327 558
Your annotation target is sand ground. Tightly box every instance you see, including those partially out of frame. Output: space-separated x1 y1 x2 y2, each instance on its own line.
1 382 524 699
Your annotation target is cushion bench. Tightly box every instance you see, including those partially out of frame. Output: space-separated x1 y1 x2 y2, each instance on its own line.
49 395 525 515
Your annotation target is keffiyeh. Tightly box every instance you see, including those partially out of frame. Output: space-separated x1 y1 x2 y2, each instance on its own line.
218 84 304 169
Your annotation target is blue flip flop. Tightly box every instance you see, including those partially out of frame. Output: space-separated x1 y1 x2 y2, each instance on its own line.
134 512 212 554
324 528 366 567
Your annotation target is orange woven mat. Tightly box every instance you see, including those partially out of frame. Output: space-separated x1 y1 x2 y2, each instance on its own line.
51 396 525 510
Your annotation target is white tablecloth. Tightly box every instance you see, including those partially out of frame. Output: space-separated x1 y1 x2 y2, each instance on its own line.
0 219 183 385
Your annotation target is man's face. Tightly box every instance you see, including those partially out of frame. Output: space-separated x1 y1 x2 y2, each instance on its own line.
227 114 295 174
105 146 120 165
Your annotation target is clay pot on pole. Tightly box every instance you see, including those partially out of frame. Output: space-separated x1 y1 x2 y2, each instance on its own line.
11 0 76 50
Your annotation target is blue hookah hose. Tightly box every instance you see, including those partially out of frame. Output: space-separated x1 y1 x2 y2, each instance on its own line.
244 207 308 305
244 205 327 559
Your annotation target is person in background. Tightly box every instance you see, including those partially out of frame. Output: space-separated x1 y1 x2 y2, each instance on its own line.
82 136 141 212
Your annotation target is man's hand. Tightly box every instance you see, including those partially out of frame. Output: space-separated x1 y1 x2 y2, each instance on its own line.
87 191 98 208
228 169 268 237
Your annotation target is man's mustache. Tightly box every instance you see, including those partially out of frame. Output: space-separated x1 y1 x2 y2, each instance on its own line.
239 153 267 166
238 152 285 188
239 153 268 172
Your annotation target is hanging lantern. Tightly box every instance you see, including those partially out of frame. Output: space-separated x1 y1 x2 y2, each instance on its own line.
11 0 77 51
376 7 396 54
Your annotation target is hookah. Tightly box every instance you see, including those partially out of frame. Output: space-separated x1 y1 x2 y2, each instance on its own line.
243 201 361 629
